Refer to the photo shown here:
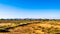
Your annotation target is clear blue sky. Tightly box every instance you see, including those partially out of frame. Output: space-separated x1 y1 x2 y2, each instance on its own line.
0 0 60 19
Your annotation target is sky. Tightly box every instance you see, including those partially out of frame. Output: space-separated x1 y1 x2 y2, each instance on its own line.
0 0 60 19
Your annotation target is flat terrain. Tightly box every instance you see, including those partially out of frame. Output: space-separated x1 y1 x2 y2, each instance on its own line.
0 19 60 34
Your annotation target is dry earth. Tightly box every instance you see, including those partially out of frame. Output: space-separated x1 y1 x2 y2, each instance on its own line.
0 21 60 34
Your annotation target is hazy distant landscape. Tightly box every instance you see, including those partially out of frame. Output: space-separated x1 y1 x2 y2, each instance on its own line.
0 0 60 34
0 19 60 34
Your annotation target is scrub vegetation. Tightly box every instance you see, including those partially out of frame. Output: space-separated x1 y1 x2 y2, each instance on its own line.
0 19 60 34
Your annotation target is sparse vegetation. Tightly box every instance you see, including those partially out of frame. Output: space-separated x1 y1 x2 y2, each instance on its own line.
0 19 60 34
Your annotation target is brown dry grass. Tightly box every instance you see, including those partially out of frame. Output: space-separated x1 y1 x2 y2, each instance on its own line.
0 19 60 34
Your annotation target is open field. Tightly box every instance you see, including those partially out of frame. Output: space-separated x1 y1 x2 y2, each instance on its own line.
0 19 60 34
